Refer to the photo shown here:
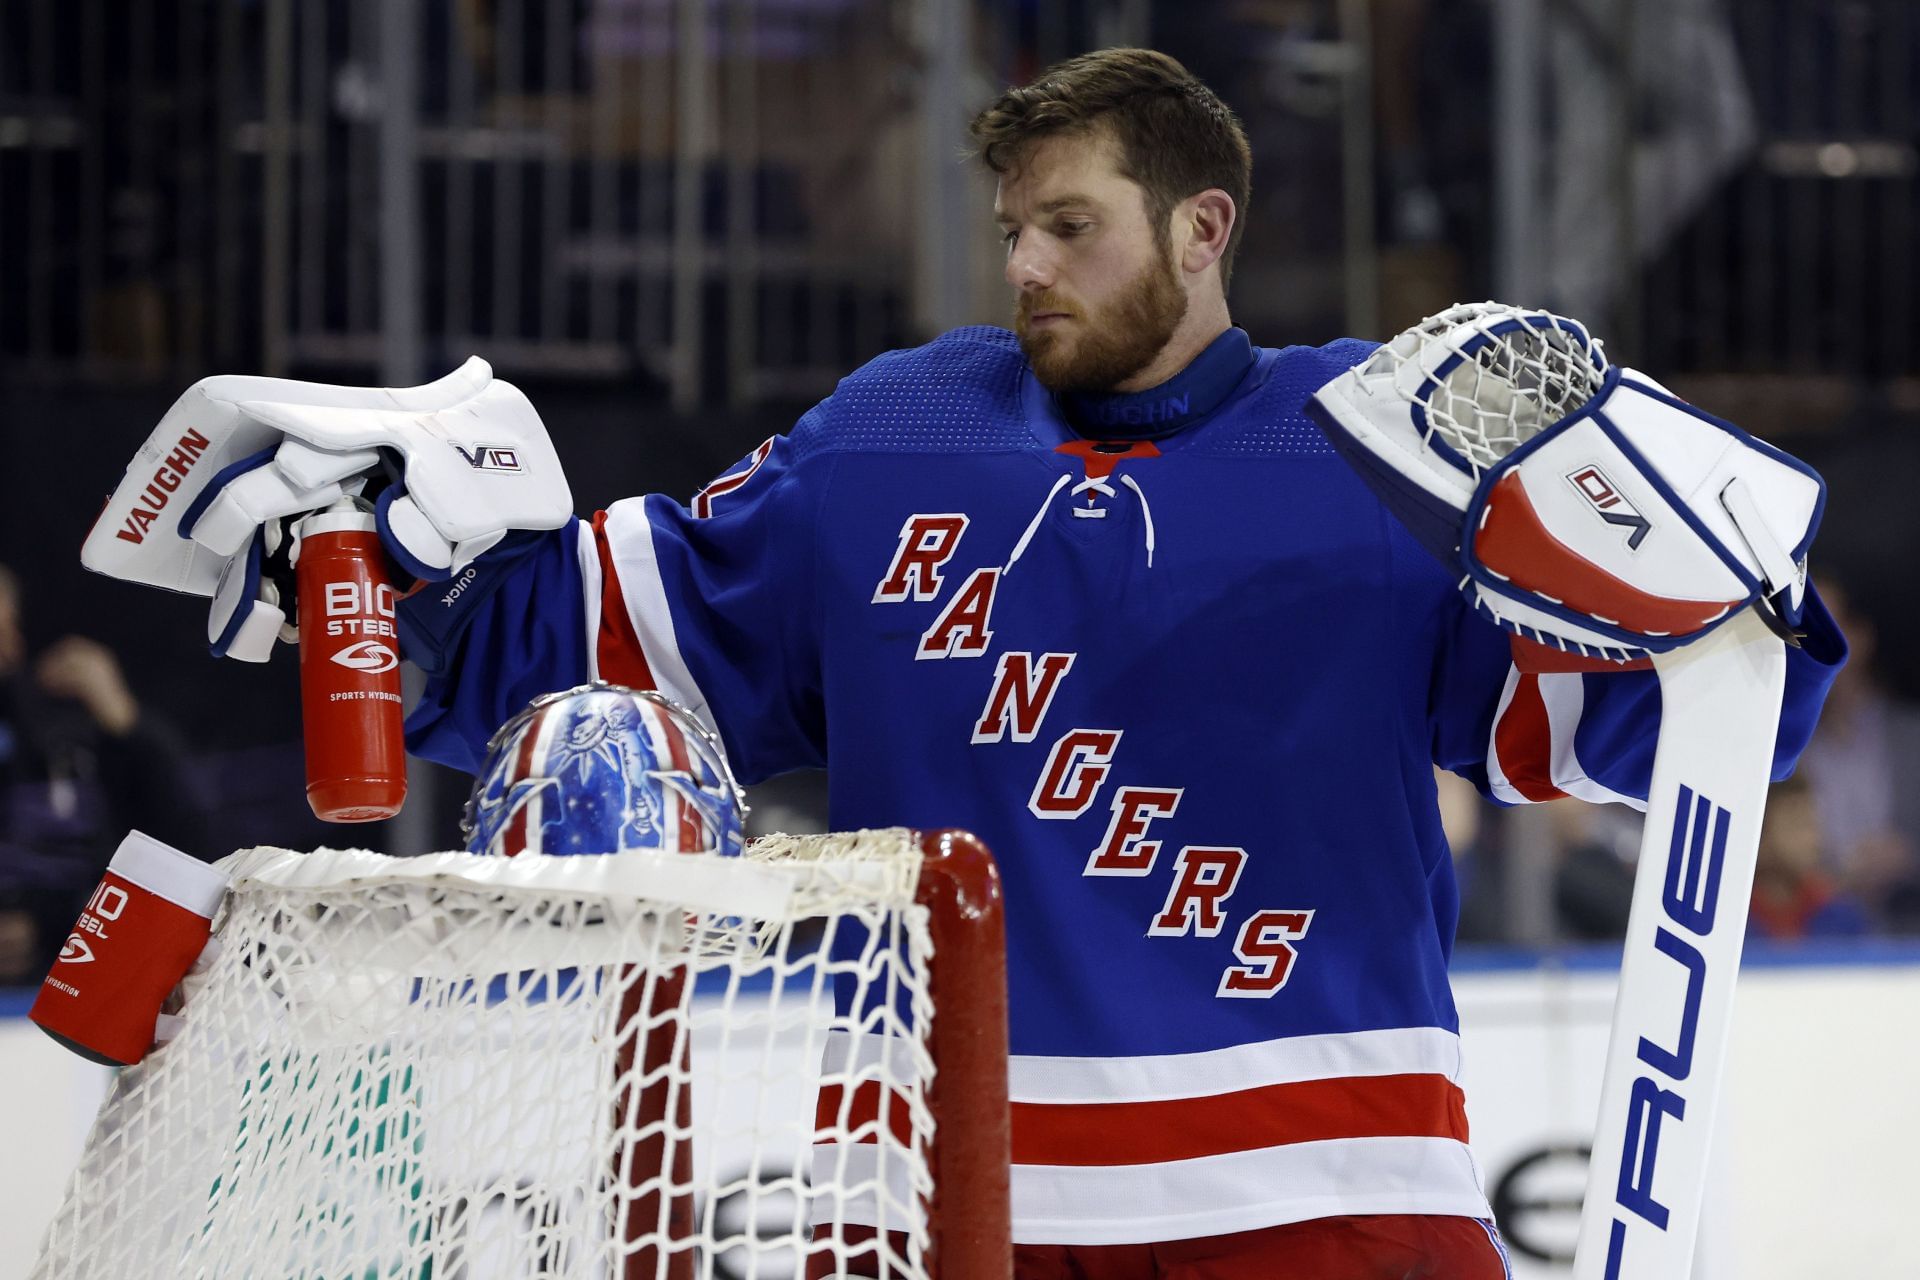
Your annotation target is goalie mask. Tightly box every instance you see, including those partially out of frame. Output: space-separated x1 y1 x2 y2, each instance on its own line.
462 683 746 858
1307 302 1825 661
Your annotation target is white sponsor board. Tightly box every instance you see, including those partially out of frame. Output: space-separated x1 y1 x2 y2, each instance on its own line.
0 1011 114 1280
1455 947 1920 1279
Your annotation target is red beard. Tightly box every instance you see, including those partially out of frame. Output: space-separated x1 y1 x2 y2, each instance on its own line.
1015 248 1189 393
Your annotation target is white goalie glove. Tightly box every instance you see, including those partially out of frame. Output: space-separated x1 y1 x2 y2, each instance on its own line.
80 358 572 662
1307 302 1824 662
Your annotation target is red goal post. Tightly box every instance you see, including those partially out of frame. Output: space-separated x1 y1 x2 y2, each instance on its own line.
30 828 1011 1279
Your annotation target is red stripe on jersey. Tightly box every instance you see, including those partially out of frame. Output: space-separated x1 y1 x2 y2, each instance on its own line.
813 1080 916 1147
1008 1072 1468 1167
590 510 659 692
1494 673 1569 803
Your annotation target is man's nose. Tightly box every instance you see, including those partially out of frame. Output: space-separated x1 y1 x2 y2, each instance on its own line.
1005 234 1054 291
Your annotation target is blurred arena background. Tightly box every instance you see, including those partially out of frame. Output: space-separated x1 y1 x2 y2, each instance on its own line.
3 1 1919 1275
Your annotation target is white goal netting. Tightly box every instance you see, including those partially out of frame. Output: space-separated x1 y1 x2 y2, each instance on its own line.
32 831 949 1280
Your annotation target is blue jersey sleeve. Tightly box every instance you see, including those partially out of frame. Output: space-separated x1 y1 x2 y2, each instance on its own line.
399 524 591 774
1430 575 1846 808
598 427 833 785
398 418 834 783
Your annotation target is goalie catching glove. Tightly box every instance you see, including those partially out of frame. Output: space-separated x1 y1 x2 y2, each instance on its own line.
1307 302 1824 662
80 358 572 662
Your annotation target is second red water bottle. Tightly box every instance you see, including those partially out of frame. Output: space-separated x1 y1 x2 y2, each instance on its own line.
296 499 407 822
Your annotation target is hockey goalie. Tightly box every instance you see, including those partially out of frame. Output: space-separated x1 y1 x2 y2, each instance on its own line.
71 46 1844 1280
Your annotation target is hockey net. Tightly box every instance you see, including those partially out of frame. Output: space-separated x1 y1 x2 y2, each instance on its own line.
31 828 1009 1280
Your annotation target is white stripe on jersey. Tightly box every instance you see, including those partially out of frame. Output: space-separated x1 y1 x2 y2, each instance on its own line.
809 1140 927 1238
1005 1025 1463 1104
576 519 604 682
821 1026 1464 1104
1488 667 1640 809
599 499 719 738
1486 667 1525 804
819 1134 1491 1246
820 1027 929 1084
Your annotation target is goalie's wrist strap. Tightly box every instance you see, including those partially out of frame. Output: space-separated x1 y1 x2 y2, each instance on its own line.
395 526 561 676
1719 477 1805 616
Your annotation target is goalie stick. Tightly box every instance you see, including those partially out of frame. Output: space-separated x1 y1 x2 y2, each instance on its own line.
1572 605 1783 1277
1308 303 1820 1280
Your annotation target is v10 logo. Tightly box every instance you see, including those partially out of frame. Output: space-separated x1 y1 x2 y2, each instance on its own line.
1566 464 1653 551
1604 784 1729 1279
453 442 522 472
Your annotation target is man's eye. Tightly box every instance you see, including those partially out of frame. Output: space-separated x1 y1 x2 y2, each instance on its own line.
1001 228 1020 246
1058 222 1092 236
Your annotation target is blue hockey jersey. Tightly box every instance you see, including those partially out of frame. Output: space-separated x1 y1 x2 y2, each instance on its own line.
403 326 1843 1246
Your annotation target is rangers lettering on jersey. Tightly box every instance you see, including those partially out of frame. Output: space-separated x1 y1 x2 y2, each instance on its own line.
1085 786 1183 875
1149 846 1247 937
973 652 1076 743
1219 909 1315 998
873 513 969 602
1028 729 1123 819
917 568 999 659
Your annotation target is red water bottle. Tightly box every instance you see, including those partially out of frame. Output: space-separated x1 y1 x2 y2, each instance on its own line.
30 830 229 1065
296 500 408 821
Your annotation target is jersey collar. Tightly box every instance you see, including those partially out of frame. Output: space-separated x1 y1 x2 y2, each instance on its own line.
1054 326 1258 441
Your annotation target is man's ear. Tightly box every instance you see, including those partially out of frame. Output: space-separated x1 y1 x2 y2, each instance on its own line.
1178 189 1236 276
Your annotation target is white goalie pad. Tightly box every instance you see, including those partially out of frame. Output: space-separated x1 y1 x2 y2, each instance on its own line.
1308 303 1824 658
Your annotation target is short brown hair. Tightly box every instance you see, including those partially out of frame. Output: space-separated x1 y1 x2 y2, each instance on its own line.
968 48 1253 288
